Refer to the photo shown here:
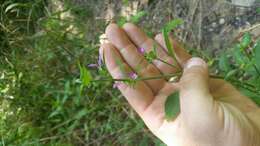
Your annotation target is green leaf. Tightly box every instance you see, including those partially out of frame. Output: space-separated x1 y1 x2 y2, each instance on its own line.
219 54 231 72
74 109 88 119
144 51 156 63
254 41 260 69
161 19 183 63
122 0 129 5
225 70 237 80
5 3 24 13
130 11 147 24
162 28 175 60
117 17 127 27
241 32 251 49
233 46 246 65
256 7 260 14
164 18 184 33
250 96 260 106
165 91 180 120
240 88 260 107
78 63 92 87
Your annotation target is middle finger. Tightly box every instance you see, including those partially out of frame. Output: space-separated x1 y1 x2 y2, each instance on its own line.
105 23 166 94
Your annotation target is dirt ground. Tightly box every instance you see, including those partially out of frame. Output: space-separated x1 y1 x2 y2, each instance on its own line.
74 0 260 54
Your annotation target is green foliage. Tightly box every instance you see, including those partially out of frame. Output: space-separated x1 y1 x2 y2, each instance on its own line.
161 19 183 120
0 0 161 145
256 7 260 14
122 0 129 5
164 92 180 120
254 41 260 70
144 45 157 63
216 33 260 105
4 3 25 13
162 28 175 60
130 11 147 24
163 18 184 33
117 16 128 27
79 63 92 87
117 10 147 26
144 51 157 63
162 19 183 62
218 54 231 72
241 32 252 49
1 0 259 145
78 62 92 94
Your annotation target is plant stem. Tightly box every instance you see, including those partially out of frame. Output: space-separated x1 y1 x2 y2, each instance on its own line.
162 28 178 64
210 75 260 93
243 47 260 76
92 73 260 94
92 73 182 83
156 58 178 69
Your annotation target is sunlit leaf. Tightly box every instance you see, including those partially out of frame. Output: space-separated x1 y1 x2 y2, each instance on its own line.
254 41 260 69
219 54 231 72
78 63 92 87
122 0 129 5
256 7 260 14
233 46 246 65
5 3 23 13
130 11 147 24
165 91 180 120
144 44 157 63
164 18 184 33
241 32 251 49
162 28 175 60
117 17 127 27
225 70 237 80
74 109 88 119
161 19 183 62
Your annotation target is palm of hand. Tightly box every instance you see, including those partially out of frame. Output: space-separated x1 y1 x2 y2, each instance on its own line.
151 79 259 146
101 23 260 146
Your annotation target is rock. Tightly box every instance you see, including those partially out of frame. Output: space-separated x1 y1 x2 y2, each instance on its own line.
231 0 255 7
212 22 217 28
209 28 214 32
219 18 225 25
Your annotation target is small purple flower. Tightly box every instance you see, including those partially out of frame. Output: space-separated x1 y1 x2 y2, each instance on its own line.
128 72 138 79
88 64 99 68
88 54 103 69
98 53 102 67
138 47 145 55
113 81 122 89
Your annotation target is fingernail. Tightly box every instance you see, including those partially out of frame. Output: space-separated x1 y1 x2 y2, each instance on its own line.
184 57 207 69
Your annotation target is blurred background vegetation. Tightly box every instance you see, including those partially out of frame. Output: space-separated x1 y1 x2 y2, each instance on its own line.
0 0 162 145
0 0 259 145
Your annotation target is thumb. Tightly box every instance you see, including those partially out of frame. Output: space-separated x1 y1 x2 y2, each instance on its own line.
179 58 218 131
180 57 210 98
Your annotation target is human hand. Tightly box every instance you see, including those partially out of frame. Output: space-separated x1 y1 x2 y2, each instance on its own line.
100 23 260 146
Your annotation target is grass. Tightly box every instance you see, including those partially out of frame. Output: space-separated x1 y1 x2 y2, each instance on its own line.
0 0 163 145
0 0 259 146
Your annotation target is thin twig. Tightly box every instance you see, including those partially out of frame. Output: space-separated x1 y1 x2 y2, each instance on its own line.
241 23 260 33
156 58 178 69
92 73 182 83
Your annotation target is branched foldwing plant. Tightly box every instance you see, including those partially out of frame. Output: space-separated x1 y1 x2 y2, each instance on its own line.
79 18 260 121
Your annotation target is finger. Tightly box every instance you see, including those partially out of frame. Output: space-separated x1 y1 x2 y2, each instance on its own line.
106 23 166 94
101 43 154 115
154 33 191 67
179 58 221 132
122 23 180 74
